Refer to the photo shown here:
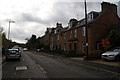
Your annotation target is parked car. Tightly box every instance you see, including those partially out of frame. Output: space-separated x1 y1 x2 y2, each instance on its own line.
37 49 41 52
23 48 27 51
6 49 20 60
102 48 120 61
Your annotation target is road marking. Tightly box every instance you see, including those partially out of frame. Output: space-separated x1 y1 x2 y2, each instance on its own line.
16 66 27 71
65 59 120 76
37 64 47 74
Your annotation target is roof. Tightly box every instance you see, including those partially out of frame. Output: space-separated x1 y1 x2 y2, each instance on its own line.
64 11 100 31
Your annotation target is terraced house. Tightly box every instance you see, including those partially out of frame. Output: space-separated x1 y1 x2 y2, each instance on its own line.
49 2 120 56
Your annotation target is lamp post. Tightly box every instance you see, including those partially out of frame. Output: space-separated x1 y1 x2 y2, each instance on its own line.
8 20 15 48
84 0 88 60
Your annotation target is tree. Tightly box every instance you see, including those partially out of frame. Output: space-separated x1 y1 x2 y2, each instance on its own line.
26 34 37 50
2 33 8 49
107 30 120 49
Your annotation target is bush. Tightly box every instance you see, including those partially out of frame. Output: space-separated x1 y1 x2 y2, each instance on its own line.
107 30 120 49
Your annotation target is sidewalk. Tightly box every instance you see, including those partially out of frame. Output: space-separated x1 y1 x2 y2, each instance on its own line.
70 57 120 74
70 57 120 67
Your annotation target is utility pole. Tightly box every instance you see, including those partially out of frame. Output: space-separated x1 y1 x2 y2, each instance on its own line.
84 0 88 60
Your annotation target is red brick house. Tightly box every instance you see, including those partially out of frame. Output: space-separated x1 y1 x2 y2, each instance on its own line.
49 2 120 56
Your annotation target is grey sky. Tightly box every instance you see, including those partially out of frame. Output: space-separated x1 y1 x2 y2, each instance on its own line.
0 0 119 43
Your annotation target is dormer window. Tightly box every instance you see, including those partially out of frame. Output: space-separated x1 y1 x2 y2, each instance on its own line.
87 13 93 22
68 23 70 28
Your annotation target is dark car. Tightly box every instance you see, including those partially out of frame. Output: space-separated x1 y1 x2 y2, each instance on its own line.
6 49 20 61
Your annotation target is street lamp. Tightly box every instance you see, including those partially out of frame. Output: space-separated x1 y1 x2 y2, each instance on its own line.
84 0 88 60
8 20 15 40
8 20 15 48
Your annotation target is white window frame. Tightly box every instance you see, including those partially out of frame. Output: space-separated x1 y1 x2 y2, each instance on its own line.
74 29 77 38
82 27 86 37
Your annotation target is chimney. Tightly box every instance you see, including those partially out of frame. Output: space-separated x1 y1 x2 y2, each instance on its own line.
101 2 117 13
56 22 62 28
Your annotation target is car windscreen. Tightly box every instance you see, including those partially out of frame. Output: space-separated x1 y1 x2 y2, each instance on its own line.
113 49 120 52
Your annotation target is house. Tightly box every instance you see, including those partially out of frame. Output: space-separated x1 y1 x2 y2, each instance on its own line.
50 22 63 50
39 23 63 50
49 2 120 56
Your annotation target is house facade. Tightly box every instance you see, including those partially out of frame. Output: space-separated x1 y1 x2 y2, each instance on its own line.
49 2 120 56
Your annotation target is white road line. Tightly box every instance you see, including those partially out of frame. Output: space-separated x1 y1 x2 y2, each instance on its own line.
37 65 47 74
16 66 27 71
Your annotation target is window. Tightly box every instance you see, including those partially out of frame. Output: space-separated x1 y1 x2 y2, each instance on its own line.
82 42 86 53
64 33 66 40
70 30 72 39
70 43 72 50
50 44 53 50
74 29 77 38
55 30 57 34
82 27 86 36
64 43 66 51
59 44 61 50
58 34 59 40
74 43 77 51
87 13 93 22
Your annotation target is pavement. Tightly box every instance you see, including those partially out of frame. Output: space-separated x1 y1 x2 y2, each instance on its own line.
70 57 120 75
70 57 120 67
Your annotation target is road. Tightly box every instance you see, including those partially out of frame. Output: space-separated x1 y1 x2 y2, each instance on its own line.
2 51 120 80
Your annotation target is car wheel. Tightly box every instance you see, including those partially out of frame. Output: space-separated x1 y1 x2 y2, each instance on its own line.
115 56 120 61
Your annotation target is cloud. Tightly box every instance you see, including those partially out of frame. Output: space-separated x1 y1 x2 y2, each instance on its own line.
0 0 119 43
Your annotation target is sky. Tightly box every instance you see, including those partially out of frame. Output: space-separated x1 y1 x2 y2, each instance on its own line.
0 0 119 43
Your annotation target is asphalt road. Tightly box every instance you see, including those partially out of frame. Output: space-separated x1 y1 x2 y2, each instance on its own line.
2 51 120 80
